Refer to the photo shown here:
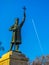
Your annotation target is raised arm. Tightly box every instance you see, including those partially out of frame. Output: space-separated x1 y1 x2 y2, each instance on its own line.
20 7 26 28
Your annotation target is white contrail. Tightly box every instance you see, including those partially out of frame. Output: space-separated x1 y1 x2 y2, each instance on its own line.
32 19 43 54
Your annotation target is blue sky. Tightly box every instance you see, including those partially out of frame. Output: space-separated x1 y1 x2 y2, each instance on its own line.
0 0 49 61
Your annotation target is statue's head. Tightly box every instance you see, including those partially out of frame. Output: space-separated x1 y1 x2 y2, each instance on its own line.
15 18 19 25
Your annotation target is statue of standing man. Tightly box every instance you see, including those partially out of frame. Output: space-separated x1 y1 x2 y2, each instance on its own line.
9 7 26 51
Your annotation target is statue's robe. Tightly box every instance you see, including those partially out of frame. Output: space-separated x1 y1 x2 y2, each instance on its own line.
9 19 25 45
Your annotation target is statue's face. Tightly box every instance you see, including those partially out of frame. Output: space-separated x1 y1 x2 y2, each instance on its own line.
15 18 19 25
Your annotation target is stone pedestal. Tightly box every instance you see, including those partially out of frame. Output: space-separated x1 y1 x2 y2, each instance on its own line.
0 51 29 65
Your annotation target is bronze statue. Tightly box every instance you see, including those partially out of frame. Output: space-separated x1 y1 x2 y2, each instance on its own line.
9 7 26 51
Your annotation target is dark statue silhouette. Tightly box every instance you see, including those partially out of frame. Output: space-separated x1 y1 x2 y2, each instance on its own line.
9 7 26 51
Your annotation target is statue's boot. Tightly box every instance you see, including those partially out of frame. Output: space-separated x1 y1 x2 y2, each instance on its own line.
16 45 19 52
10 43 13 51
